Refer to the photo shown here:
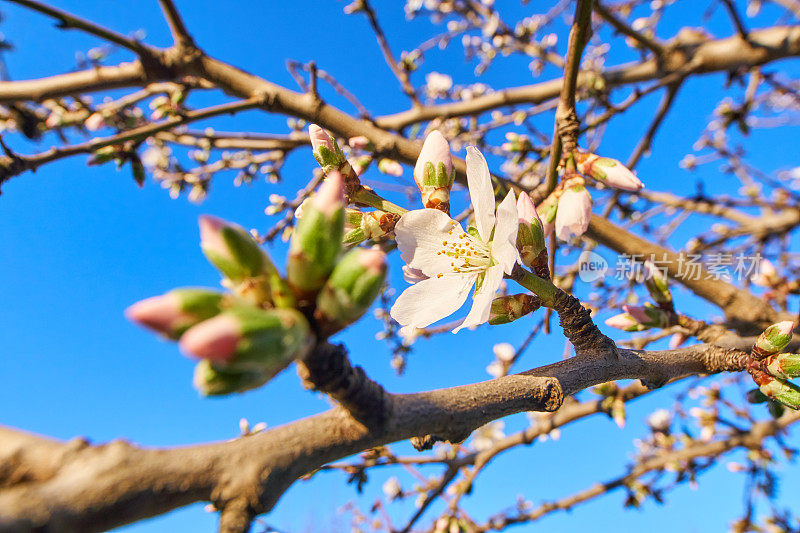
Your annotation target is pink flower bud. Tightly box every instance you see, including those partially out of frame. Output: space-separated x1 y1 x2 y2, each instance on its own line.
555 186 592 241
348 136 370 150
605 312 639 331
378 158 403 177
308 124 334 154
198 215 230 260
774 321 795 338
669 332 688 349
623 305 651 324
179 314 241 363
579 155 644 192
600 161 643 191
313 170 345 216
126 293 185 336
516 192 541 225
85 112 105 131
358 247 387 275
752 258 778 287
413 130 452 189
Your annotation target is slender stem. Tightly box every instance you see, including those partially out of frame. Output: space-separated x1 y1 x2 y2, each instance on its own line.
512 267 557 307
352 187 408 215
6 0 151 55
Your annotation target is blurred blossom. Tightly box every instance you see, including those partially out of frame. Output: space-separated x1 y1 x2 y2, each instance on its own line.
492 342 515 362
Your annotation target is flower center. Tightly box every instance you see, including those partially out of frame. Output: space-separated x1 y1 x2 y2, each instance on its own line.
435 222 492 276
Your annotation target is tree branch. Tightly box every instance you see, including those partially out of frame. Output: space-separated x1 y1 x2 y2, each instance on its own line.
0 341 748 531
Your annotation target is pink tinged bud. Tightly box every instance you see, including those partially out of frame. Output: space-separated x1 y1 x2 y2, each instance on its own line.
378 158 403 177
358 247 387 275
348 136 370 150
179 314 241 363
516 191 541 225
555 186 592 241
126 293 184 335
623 305 651 324
579 155 643 191
777 321 795 336
413 130 453 188
85 112 105 131
605 312 639 331
308 123 334 153
669 332 688 349
601 160 643 191
752 258 778 287
402 265 429 284
313 171 345 216
198 215 231 260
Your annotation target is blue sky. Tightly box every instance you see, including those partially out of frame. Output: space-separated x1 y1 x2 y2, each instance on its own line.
1 1 799 531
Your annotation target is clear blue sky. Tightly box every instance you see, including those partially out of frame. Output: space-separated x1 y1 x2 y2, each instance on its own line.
1 1 799 531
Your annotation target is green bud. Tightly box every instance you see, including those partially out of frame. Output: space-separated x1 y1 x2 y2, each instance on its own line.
287 173 345 296
753 321 794 360
488 294 540 325
126 287 225 340
642 261 672 307
765 352 800 380
227 306 311 374
759 377 800 410
315 248 387 336
193 359 270 396
199 216 267 282
180 306 311 383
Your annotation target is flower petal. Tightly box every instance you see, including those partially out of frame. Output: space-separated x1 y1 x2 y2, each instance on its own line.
466 146 496 242
453 264 505 333
491 191 520 274
391 274 476 330
395 208 466 277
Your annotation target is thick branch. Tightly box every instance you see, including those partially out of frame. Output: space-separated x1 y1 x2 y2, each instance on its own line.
585 214 778 332
375 25 800 130
0 342 747 531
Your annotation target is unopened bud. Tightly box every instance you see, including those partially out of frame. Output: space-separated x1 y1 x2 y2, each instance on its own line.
605 304 671 332
758 377 800 410
315 247 387 336
765 352 800 380
193 359 270 396
287 172 345 296
413 130 455 213
488 294 540 325
555 182 592 241
309 124 338 163
199 215 266 282
605 312 644 332
309 124 360 199
576 153 644 191
642 260 672 307
516 193 546 267
751 258 780 288
343 209 400 245
180 306 311 376
753 321 794 360
126 288 225 339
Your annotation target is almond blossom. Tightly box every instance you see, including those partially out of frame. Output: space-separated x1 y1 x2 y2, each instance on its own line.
390 147 519 334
